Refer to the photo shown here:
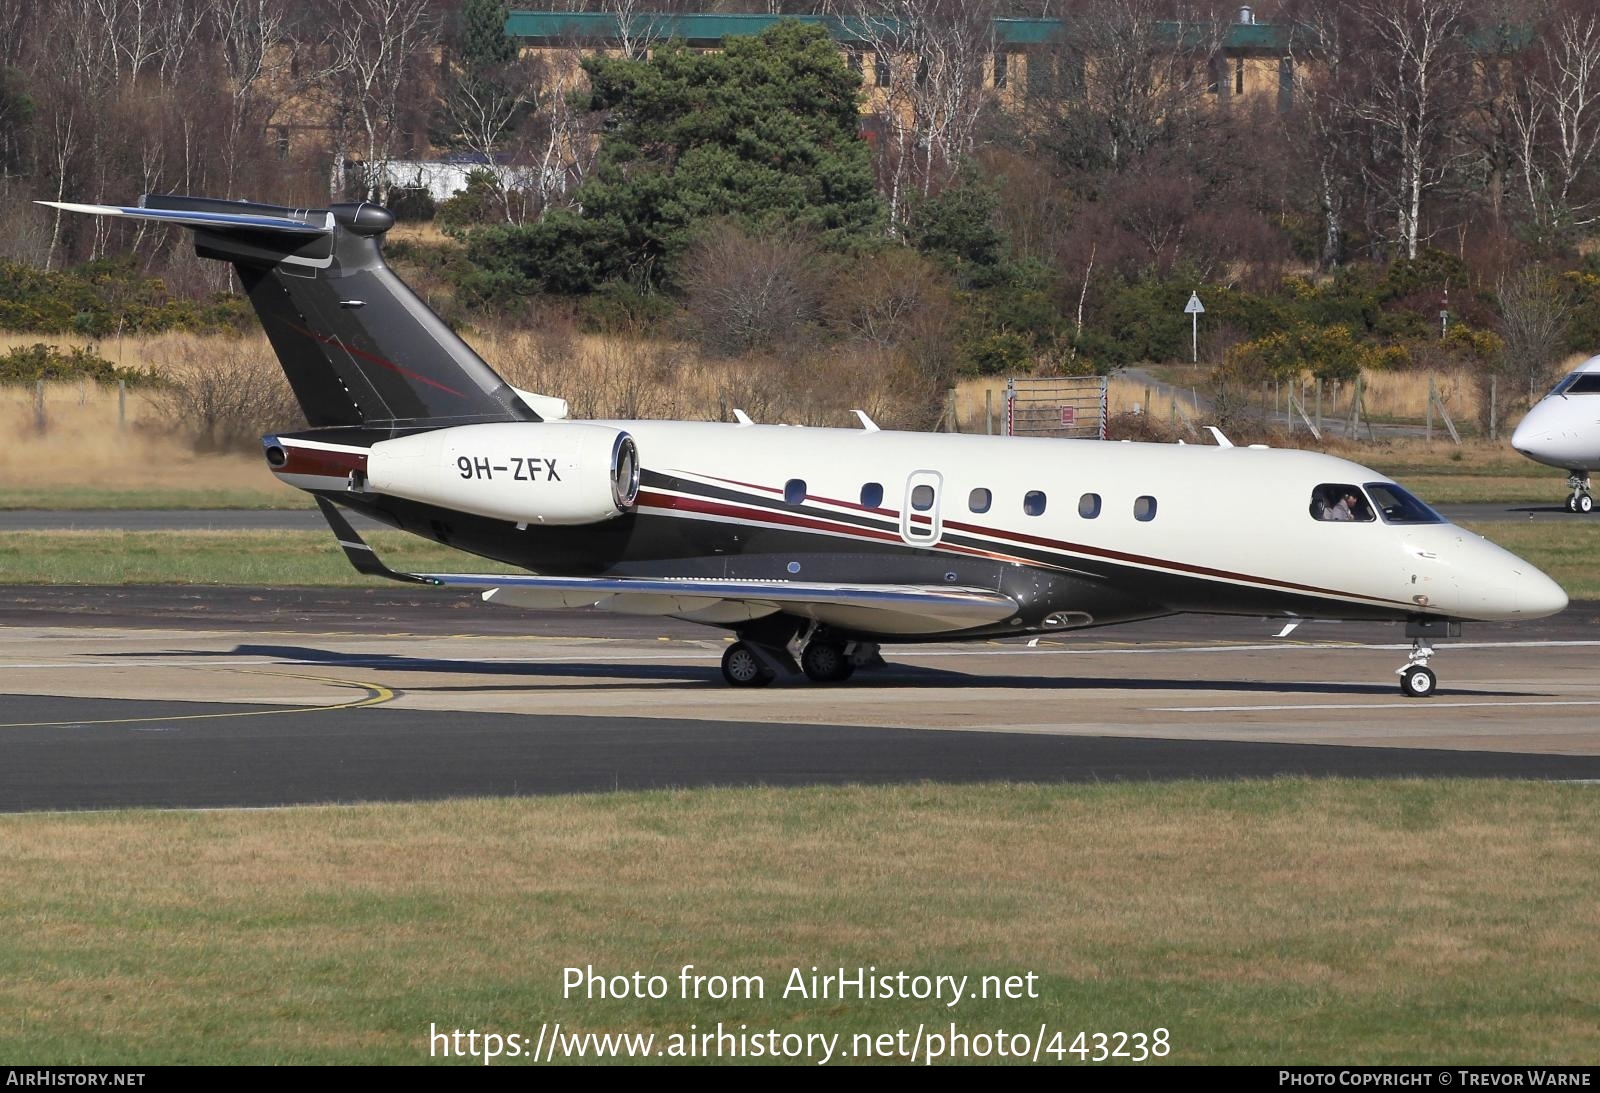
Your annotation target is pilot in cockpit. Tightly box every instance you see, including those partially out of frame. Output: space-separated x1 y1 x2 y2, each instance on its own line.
1311 485 1367 522
1325 490 1362 521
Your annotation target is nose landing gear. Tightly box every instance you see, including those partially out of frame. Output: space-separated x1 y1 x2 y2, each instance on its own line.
1397 619 1459 698
1565 472 1593 513
1397 645 1437 698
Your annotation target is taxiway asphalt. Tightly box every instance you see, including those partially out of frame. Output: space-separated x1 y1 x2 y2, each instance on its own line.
1 588 1596 811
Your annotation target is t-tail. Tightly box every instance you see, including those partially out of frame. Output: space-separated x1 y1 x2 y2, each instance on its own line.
38 194 536 431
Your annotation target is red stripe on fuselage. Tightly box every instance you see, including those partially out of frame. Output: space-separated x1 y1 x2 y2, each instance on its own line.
659 476 1411 609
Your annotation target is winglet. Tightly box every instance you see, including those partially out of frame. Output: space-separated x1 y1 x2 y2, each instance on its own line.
314 497 441 586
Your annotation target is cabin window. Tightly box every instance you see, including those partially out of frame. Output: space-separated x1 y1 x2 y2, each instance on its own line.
1078 492 1101 519
911 484 935 511
784 479 807 505
968 487 992 513
860 482 884 508
1023 490 1047 516
1365 482 1444 525
1309 483 1374 522
1134 495 1157 522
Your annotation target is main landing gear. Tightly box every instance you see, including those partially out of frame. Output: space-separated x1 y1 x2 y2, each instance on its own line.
721 642 776 687
720 626 880 687
1565 472 1593 513
1396 619 1459 698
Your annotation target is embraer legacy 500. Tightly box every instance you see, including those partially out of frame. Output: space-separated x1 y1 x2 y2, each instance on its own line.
1512 352 1600 513
45 196 1568 697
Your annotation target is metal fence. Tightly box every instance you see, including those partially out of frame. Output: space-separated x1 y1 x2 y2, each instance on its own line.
1004 376 1108 440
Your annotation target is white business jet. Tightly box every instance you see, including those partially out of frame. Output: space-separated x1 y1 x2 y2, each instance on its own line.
1512 353 1600 512
43 196 1569 698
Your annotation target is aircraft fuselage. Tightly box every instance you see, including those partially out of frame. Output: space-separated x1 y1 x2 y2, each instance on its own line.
270 419 1567 642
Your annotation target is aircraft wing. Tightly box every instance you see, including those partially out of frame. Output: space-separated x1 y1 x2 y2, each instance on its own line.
315 498 1017 634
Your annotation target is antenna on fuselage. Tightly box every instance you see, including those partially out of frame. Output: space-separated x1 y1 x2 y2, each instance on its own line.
1205 426 1234 448
852 410 880 431
731 409 753 426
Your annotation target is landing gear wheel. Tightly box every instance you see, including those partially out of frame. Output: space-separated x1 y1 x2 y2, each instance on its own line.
1581 494 1594 514
800 640 854 683
1399 665 1437 698
721 642 774 688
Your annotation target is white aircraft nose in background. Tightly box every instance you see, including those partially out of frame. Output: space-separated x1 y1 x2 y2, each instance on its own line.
1512 353 1600 512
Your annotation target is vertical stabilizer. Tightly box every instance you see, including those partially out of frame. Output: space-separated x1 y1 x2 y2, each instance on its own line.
41 194 536 430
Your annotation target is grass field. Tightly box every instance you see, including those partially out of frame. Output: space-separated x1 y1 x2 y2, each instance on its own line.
0 530 518 585
0 485 306 510
1 781 1596 1064
1 522 1594 598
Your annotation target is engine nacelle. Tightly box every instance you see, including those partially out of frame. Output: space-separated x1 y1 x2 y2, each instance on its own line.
364 422 639 525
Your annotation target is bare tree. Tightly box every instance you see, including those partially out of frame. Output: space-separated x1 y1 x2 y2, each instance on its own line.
682 223 825 354
1346 0 1472 260
1507 1 1600 245
849 0 999 230
1283 0 1362 268
604 0 671 60
1497 264 1571 402
1040 0 1222 179
327 0 442 201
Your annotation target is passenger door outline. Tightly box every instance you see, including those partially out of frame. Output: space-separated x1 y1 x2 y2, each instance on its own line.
900 470 944 546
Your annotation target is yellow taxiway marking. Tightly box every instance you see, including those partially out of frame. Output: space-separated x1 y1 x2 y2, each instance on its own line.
0 669 396 729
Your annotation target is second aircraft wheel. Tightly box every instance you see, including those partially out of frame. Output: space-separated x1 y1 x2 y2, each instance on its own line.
800 640 855 683
1581 495 1594 514
1399 665 1437 698
721 642 775 688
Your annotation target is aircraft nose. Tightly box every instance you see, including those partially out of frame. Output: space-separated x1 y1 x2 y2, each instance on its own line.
1510 413 1545 456
1445 532 1568 621
1519 567 1569 618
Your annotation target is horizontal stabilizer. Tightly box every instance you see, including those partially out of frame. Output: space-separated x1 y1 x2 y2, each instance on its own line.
35 200 331 235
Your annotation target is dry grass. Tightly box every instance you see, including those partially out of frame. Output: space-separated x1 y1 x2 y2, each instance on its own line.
0 381 291 498
1 781 1597 1063
0 331 1571 507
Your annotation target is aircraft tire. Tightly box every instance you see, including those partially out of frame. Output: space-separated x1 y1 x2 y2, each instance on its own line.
801 640 853 683
1399 665 1437 698
1581 495 1594 514
722 642 775 687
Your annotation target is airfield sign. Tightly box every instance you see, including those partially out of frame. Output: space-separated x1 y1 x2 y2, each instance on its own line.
1185 291 1204 362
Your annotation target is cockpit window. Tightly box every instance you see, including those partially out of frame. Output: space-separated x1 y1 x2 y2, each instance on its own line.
1548 371 1600 396
1309 484 1374 522
1364 482 1445 524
